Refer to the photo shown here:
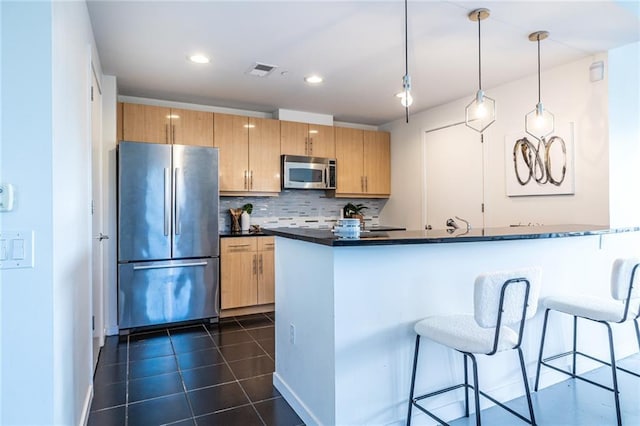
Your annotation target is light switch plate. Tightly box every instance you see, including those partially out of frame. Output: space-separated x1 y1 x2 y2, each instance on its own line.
0 183 15 212
0 231 34 269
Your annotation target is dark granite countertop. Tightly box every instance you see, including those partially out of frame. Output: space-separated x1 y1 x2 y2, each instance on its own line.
220 225 406 238
263 224 640 247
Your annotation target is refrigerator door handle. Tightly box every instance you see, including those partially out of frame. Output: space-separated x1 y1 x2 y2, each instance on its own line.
164 168 171 236
133 261 208 271
174 167 181 235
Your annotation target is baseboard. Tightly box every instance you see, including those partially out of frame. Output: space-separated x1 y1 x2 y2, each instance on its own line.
273 372 323 426
220 304 274 318
79 384 93 426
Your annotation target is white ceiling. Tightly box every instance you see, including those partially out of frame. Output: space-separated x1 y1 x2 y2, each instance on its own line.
87 1 640 126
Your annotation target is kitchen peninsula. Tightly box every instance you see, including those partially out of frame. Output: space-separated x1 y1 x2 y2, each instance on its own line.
267 225 640 425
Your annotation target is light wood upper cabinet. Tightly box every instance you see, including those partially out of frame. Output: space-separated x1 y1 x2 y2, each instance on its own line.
123 103 170 143
281 121 335 158
116 102 123 142
171 108 214 147
336 127 365 194
220 236 274 309
121 103 213 146
363 130 391 195
335 126 390 198
214 113 281 194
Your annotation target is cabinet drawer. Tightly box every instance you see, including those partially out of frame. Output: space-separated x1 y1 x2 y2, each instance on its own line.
221 237 257 253
258 236 275 251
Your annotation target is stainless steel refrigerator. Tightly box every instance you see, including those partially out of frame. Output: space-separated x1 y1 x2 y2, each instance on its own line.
117 141 219 332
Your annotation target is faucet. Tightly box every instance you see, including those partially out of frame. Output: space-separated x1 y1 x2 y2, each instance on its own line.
446 218 459 229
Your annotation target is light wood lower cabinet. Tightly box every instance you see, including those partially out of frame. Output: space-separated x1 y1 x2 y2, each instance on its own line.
220 236 275 310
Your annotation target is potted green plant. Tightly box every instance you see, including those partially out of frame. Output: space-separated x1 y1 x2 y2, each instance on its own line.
343 203 368 227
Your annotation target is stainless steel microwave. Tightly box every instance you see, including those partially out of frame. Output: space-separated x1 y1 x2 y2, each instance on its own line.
282 155 336 189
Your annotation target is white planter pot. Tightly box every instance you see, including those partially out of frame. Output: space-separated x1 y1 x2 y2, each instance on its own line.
241 211 251 231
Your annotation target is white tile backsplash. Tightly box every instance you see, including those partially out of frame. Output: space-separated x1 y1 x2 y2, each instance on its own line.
219 190 387 232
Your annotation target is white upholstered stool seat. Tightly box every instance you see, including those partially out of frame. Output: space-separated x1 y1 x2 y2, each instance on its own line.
406 268 541 426
414 314 519 354
543 294 640 323
534 258 640 426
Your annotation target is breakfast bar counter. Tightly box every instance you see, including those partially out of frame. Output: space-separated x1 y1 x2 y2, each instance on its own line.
269 225 640 425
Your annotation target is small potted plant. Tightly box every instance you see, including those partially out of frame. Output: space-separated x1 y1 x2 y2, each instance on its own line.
343 203 368 228
241 203 253 231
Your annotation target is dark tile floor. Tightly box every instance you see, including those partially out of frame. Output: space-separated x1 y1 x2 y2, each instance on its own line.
88 313 304 426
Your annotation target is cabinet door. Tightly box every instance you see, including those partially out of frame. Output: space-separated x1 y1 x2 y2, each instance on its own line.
335 127 364 194
172 108 213 147
363 130 391 196
221 238 258 309
249 117 281 192
280 121 308 156
214 113 249 191
257 237 275 305
116 102 123 142
122 103 171 144
308 124 335 158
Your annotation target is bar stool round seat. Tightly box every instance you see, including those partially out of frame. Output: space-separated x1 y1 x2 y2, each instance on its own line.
544 294 639 323
534 257 640 426
406 267 541 426
414 314 519 354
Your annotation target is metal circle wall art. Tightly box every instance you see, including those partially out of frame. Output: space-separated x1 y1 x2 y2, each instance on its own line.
513 136 566 187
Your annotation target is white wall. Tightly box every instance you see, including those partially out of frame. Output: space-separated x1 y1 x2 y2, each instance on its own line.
608 41 640 227
1 1 102 424
381 54 610 229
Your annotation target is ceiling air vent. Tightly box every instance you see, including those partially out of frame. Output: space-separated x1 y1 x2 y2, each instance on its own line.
246 62 278 77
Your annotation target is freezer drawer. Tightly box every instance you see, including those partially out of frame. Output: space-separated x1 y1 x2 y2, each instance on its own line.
118 258 219 329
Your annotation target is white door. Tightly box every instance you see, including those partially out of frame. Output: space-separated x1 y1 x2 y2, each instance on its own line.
424 124 485 231
91 68 105 369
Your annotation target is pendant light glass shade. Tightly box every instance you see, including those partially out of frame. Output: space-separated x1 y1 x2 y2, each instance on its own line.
465 8 496 134
525 31 554 141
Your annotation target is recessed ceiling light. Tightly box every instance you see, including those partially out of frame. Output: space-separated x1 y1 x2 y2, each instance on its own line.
304 75 323 84
188 54 210 64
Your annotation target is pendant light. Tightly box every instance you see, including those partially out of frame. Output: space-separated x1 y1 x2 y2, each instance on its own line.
525 31 554 142
399 0 412 123
465 8 496 133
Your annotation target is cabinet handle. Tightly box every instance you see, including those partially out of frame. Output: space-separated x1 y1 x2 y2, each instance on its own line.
305 137 308 155
172 124 176 144
365 176 368 192
361 176 364 192
253 254 257 275
259 254 263 274
309 138 313 155
165 124 169 144
228 244 250 248
244 170 248 189
250 170 253 190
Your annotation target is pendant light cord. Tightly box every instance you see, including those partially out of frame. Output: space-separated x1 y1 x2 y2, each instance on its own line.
404 0 409 123
537 35 541 104
477 11 482 91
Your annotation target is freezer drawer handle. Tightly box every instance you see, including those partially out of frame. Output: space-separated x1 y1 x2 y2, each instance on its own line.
133 261 208 271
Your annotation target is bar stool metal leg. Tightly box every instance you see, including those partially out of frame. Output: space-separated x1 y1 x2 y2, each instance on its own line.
406 335 421 426
572 316 578 376
469 354 481 426
464 354 469 417
534 309 551 391
605 323 622 426
635 319 640 351
518 347 537 425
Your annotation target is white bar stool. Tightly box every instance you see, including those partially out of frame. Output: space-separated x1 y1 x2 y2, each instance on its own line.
534 258 640 426
406 268 541 426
